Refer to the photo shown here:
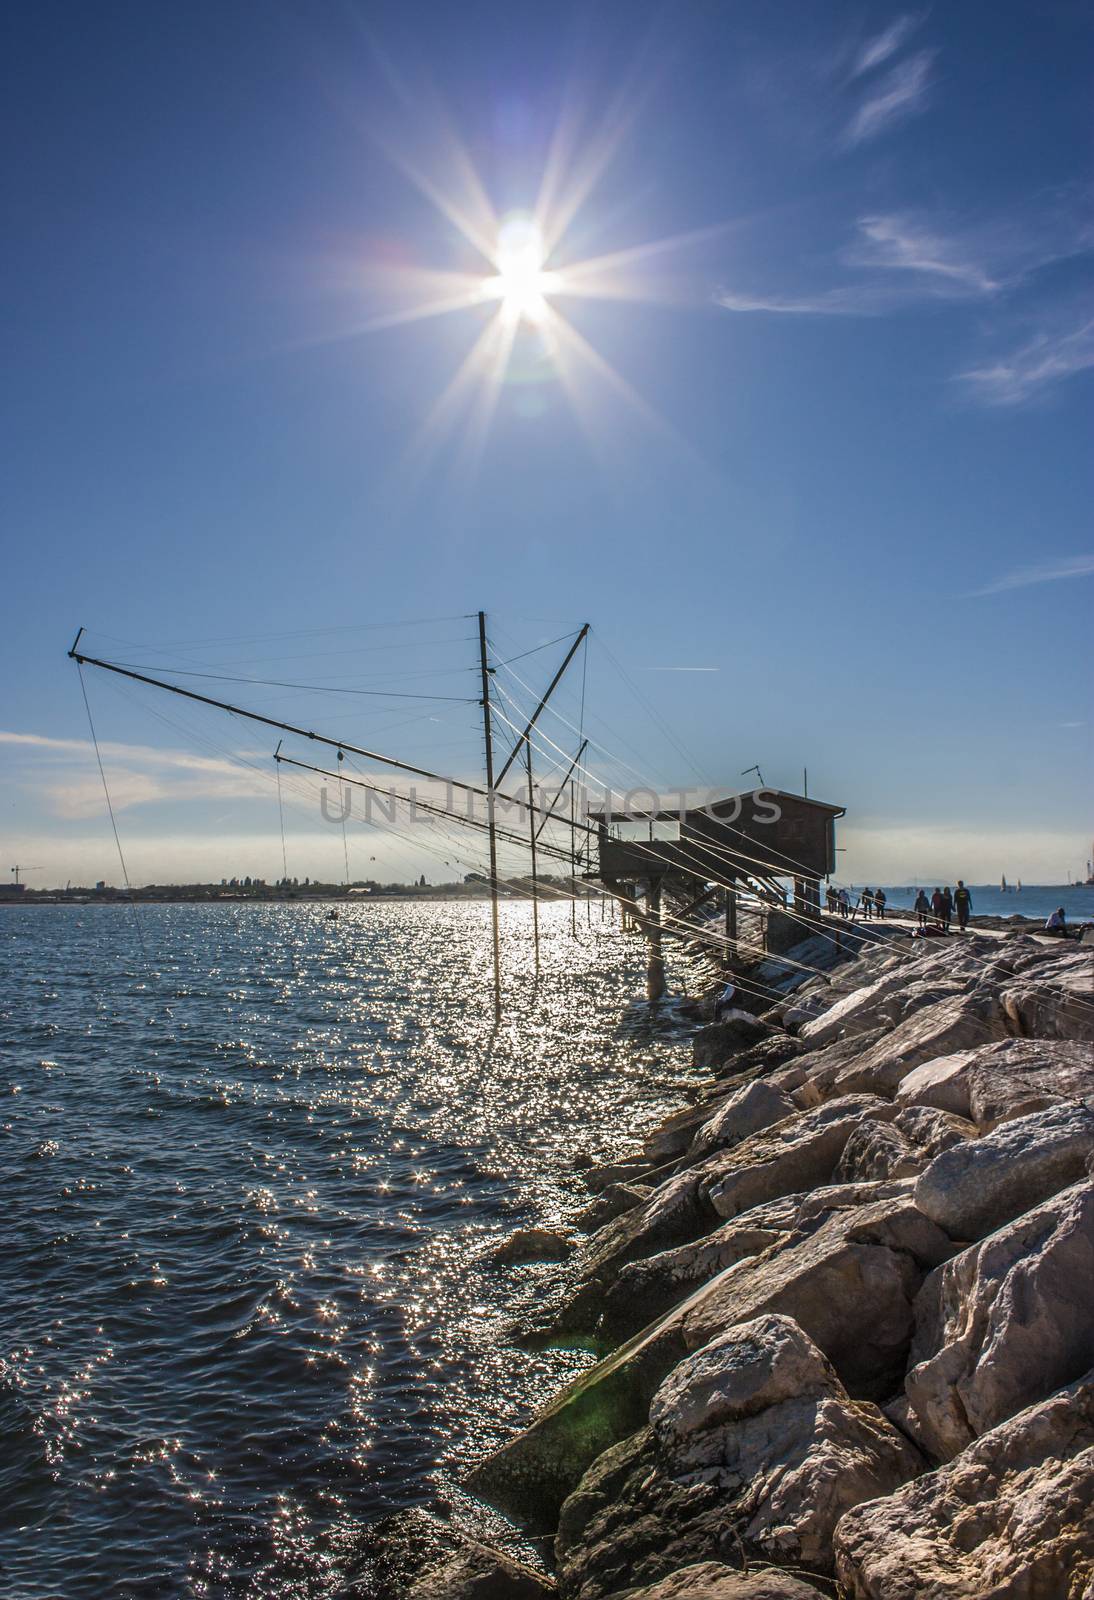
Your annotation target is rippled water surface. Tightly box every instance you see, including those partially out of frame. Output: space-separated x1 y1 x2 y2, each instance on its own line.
0 901 695 1598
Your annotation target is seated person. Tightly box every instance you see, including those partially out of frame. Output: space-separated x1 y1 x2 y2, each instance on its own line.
1044 907 1070 936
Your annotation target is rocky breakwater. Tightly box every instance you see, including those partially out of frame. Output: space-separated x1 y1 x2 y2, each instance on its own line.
378 930 1094 1599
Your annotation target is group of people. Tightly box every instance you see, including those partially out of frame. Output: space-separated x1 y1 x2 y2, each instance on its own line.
913 881 973 933
823 885 887 919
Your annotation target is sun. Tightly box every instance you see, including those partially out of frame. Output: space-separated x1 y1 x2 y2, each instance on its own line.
484 213 557 326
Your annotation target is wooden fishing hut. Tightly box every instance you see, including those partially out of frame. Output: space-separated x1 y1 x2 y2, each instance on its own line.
589 789 845 998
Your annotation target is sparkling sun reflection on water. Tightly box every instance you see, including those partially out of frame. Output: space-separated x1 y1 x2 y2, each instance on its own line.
0 901 697 1597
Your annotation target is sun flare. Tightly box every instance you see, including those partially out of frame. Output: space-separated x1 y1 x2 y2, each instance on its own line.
485 214 557 325
350 98 719 474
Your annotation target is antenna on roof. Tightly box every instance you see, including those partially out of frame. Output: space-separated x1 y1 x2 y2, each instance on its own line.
741 764 765 787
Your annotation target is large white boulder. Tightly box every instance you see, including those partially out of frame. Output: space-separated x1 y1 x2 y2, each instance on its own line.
913 1101 1094 1241
689 1079 798 1156
553 1314 922 1596
835 1372 1094 1599
904 1179 1094 1461
896 1036 1094 1131
705 1095 896 1220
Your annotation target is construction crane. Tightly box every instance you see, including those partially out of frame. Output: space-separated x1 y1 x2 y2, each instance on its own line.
10 865 41 886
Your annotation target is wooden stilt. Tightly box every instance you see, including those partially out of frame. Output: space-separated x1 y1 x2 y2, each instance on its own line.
525 741 540 978
478 611 502 1022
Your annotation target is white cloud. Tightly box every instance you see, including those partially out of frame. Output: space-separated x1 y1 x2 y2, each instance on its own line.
850 214 998 294
845 51 934 146
960 316 1094 406
853 14 922 77
715 287 880 317
972 553 1094 596
0 727 272 818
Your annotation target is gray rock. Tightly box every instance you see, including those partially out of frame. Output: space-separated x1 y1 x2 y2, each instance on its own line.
692 1016 777 1070
605 1565 827 1599
407 1540 555 1598
833 1106 975 1184
834 1372 1094 1599
706 1095 896 1220
834 1120 924 1182
896 1036 1094 1132
554 1315 921 1597
819 991 1010 1100
904 1179 1094 1461
799 970 968 1050
689 1080 798 1157
1001 948 1094 1043
577 1183 654 1232
490 1227 577 1266
913 1100 1094 1241
791 1178 917 1228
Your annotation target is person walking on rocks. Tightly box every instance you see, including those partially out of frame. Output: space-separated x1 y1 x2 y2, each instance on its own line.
914 889 930 927
954 880 972 931
941 886 954 931
874 887 886 919
838 887 851 918
861 887 874 919
930 887 945 929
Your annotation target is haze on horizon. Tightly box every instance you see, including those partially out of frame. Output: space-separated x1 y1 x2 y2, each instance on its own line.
2 1 1091 892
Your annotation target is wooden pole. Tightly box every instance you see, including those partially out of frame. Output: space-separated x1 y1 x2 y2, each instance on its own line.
646 879 666 1001
526 740 540 977
478 612 502 1022
570 781 578 937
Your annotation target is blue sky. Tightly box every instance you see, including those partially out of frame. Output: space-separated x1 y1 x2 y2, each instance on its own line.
2 0 1092 888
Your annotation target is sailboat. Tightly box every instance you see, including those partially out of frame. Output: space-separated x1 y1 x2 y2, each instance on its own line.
1000 873 1008 893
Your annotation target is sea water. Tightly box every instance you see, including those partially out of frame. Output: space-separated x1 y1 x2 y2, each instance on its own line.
0 901 694 1598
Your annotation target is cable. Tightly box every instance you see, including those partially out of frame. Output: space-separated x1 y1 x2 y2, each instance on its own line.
77 665 148 959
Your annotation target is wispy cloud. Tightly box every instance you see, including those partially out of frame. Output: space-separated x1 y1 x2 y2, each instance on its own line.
973 553 1094 596
853 14 923 78
0 728 271 818
960 316 1094 406
850 214 999 294
845 50 934 146
714 287 880 317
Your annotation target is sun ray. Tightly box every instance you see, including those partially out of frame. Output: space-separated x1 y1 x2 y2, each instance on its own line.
399 309 515 480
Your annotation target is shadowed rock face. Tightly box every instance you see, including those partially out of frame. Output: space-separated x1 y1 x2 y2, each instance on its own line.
904 1179 1094 1462
834 1373 1094 1600
554 1315 921 1599
834 1105 975 1183
913 1101 1094 1242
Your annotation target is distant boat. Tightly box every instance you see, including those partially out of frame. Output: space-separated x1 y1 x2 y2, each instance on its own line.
1016 879 1022 893
1001 874 1007 893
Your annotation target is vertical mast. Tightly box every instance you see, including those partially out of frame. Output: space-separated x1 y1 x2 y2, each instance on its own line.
478 611 502 1022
